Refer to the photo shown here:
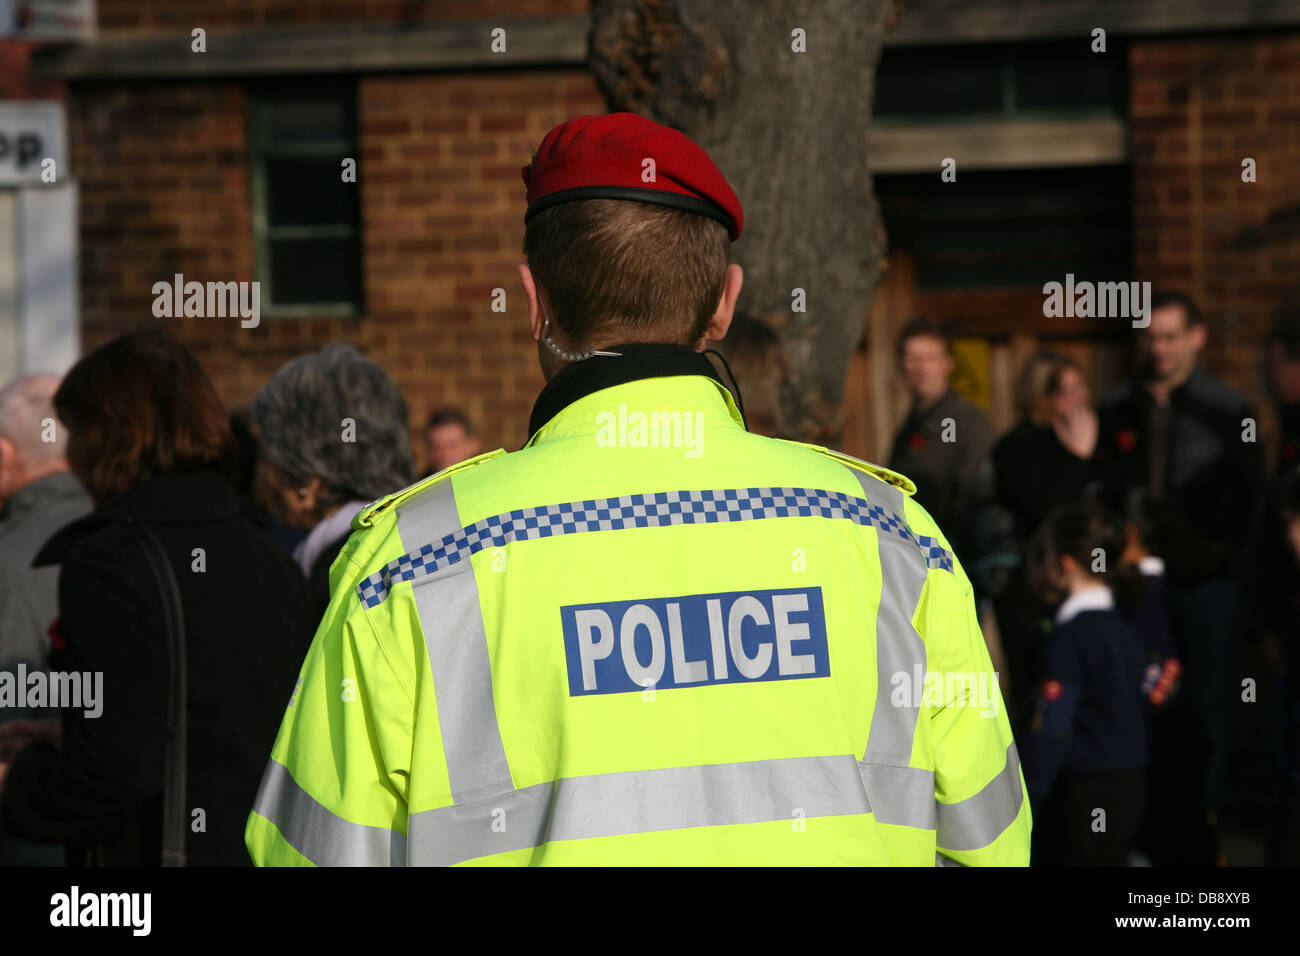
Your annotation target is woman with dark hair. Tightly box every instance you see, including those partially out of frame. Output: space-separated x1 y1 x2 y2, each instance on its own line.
0 329 315 866
991 350 1102 737
251 344 415 619
1021 501 1150 866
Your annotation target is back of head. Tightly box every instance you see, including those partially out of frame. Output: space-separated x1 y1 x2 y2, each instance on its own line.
253 344 414 505
519 113 742 354
1032 498 1146 606
54 329 236 506
714 313 786 436
0 373 67 473
523 199 730 349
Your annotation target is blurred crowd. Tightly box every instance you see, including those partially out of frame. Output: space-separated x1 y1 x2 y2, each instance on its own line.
0 287 1298 866
0 331 479 865
882 292 1299 867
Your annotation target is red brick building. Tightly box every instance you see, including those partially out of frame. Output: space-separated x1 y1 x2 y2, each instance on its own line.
9 0 1300 465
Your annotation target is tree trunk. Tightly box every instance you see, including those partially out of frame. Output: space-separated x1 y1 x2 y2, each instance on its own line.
590 0 893 446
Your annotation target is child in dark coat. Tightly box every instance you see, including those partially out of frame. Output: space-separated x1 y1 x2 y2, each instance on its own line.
1022 501 1155 866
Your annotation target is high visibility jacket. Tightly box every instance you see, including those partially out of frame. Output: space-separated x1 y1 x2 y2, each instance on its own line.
246 345 1031 866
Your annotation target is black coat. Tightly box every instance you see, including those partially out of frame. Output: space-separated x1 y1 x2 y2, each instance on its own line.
991 420 1099 542
1 472 316 866
1096 366 1265 582
888 389 995 552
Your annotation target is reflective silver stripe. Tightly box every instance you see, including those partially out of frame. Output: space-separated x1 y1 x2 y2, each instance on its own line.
936 742 1025 852
857 762 936 830
854 474 929 767
252 759 406 866
397 480 514 803
407 754 873 866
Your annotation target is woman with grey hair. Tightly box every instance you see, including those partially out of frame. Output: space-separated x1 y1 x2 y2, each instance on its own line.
252 344 414 617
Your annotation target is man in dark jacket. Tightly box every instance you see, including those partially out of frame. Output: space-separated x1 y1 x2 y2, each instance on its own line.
888 317 995 559
0 374 92 865
1096 290 1265 850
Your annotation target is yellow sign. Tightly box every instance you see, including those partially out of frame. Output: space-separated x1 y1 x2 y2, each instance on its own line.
950 338 991 413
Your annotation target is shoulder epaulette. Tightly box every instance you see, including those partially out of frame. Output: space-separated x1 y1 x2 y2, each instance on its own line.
352 448 507 530
779 439 918 496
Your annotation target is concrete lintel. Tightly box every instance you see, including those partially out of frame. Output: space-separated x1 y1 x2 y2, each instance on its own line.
34 16 589 81
868 117 1128 174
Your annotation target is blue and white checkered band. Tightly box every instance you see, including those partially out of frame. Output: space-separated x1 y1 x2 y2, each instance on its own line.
356 487 955 608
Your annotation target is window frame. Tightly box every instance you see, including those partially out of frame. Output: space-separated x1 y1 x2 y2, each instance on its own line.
247 80 363 319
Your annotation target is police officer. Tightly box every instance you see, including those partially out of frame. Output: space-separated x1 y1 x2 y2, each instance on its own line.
246 113 1030 866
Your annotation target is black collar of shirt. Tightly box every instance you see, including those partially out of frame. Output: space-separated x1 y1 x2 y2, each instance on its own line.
526 343 743 444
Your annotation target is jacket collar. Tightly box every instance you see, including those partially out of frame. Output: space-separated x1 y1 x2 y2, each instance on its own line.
5 470 85 518
908 388 955 426
33 471 245 566
526 343 745 445
1141 363 1205 405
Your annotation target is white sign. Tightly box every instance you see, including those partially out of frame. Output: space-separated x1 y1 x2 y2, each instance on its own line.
0 0 95 40
0 102 66 185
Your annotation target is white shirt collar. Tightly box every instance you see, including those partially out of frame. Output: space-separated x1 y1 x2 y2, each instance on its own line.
293 499 368 577
1138 555 1165 577
1055 585 1115 626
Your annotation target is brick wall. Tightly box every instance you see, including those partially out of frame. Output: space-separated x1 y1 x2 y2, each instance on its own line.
73 68 605 460
1130 34 1300 449
66 13 1300 463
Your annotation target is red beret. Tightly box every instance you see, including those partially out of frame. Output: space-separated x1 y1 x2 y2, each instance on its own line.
521 113 743 241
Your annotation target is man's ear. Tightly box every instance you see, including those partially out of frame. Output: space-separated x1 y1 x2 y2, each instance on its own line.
519 263 543 341
1191 323 1208 353
0 435 16 495
698 264 744 349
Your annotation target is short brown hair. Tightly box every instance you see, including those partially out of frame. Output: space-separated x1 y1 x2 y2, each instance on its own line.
425 407 476 436
523 199 729 347
54 328 236 505
895 316 950 361
1150 290 1204 329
